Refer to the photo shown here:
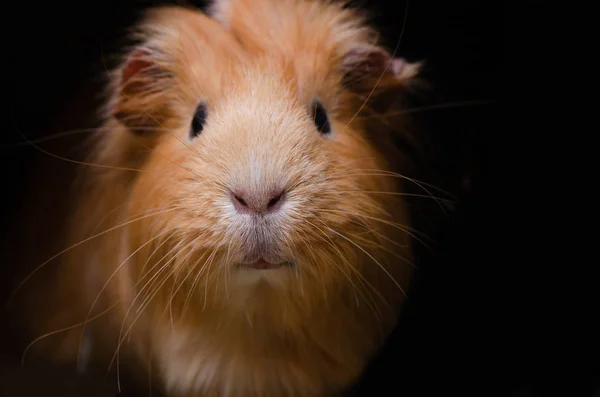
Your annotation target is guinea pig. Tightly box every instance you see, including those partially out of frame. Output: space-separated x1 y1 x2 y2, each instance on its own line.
12 2 424 396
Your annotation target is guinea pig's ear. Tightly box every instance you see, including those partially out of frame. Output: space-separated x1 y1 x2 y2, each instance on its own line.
121 48 155 84
341 46 422 113
112 47 173 133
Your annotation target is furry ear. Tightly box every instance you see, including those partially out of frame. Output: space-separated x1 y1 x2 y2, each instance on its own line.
121 48 156 84
341 46 422 112
112 47 174 133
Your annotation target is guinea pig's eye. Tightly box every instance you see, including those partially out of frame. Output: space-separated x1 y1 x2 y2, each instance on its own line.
311 101 332 136
190 103 207 138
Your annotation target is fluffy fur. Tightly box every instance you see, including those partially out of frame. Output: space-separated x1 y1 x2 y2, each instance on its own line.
17 2 422 396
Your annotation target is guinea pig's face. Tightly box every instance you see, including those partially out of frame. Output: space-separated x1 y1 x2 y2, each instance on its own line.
117 7 415 319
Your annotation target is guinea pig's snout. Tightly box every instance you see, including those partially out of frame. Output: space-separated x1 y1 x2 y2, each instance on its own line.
229 187 287 215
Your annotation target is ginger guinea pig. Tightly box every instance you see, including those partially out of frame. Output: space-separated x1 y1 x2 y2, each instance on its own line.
18 2 423 396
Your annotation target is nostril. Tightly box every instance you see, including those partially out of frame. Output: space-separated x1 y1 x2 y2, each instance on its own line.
234 194 247 208
267 190 286 211
230 190 249 212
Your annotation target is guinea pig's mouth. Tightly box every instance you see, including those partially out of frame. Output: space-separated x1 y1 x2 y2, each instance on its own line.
238 258 292 270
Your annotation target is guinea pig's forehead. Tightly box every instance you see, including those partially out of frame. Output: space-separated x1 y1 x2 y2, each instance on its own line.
230 65 295 100
247 55 338 102
227 58 308 100
172 47 245 99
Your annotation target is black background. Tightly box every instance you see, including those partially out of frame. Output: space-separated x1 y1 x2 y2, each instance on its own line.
0 0 527 396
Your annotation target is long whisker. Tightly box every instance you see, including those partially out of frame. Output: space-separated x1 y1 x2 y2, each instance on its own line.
282 238 304 297
348 228 416 270
135 240 190 314
223 240 233 301
297 230 328 306
181 246 218 316
0 127 100 148
179 252 212 316
132 237 202 326
318 208 432 249
304 218 386 315
167 239 206 327
203 249 220 311
76 229 170 372
10 110 145 172
139 236 172 280
90 203 129 234
111 240 206 385
322 224 406 297
340 218 417 269
124 114 208 183
112 238 189 391
360 99 494 120
1 125 189 149
199 248 220 312
142 111 205 161
343 168 458 200
340 174 452 214
334 189 456 204
20 299 120 367
344 0 410 128
5 207 177 309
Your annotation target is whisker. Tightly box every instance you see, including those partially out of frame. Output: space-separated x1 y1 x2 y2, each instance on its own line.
344 0 410 128
143 111 205 161
304 218 385 316
76 230 170 372
90 204 129 234
357 99 495 119
223 239 233 301
212 243 231 305
10 110 145 172
201 248 220 312
135 240 190 313
0 125 170 149
1 127 100 148
349 229 416 270
283 238 304 297
20 299 120 367
124 237 201 346
318 208 432 249
127 117 207 183
355 176 446 217
322 224 406 297
334 189 456 204
340 215 415 257
179 246 218 316
343 168 458 200
112 238 189 391
296 230 328 307
167 239 206 327
139 236 172 280
5 207 177 309
111 240 202 381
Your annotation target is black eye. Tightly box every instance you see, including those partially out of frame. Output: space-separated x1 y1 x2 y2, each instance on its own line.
190 103 207 138
312 101 332 135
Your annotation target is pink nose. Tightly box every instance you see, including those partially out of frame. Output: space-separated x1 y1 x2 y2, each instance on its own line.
230 188 286 214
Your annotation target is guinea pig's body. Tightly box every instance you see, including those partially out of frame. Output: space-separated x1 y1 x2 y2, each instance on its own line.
12 2 422 396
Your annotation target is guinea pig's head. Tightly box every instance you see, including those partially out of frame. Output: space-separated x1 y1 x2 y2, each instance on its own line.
101 3 420 332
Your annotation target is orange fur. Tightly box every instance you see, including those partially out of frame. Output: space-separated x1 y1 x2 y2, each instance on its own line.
15 2 421 396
